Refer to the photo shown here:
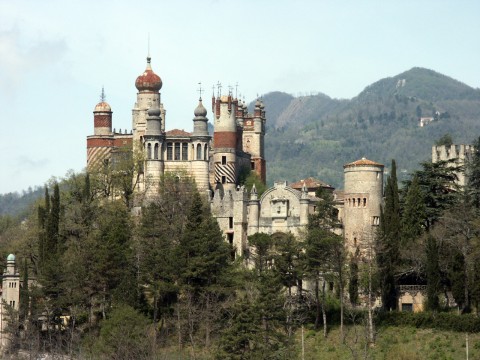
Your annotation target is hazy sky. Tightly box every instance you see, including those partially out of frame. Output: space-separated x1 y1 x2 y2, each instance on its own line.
1 0 479 193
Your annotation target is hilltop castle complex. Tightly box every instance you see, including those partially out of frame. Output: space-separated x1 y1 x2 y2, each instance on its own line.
86 55 384 259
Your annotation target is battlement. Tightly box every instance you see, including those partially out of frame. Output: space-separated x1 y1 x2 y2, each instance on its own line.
432 144 474 163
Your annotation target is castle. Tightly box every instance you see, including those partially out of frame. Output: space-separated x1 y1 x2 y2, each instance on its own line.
86 55 383 259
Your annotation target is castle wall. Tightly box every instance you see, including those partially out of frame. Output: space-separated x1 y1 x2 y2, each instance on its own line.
432 144 474 187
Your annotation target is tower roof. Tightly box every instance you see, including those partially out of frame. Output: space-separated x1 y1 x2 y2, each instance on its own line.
94 101 112 112
344 157 384 168
194 98 207 117
135 56 162 92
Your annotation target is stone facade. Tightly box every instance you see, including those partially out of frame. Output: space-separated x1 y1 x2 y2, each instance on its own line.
432 144 474 187
85 56 385 262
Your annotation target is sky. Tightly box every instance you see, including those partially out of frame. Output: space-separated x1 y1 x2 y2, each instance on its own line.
1 0 479 194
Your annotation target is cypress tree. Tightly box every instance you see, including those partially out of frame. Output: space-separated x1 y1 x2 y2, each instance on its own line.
425 235 440 311
467 136 480 208
378 159 401 311
401 175 426 243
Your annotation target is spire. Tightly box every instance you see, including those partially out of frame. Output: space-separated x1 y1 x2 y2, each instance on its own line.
100 86 106 102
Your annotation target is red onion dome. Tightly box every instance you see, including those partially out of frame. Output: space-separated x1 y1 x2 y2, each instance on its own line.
135 56 162 92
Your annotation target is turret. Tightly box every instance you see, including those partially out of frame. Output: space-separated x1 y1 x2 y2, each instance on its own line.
191 97 211 191
247 184 259 235
299 182 309 226
93 88 112 136
242 98 266 183
213 94 238 192
1 254 20 351
144 105 164 198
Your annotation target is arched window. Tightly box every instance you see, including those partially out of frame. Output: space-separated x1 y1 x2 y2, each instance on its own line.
147 143 152 160
204 144 208 160
154 143 159 159
197 144 202 160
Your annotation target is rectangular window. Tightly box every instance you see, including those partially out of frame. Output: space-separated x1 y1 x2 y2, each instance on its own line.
182 143 188 160
402 303 413 312
229 217 233 229
167 143 173 160
222 175 226 184
175 143 180 160
222 156 227 165
251 161 255 170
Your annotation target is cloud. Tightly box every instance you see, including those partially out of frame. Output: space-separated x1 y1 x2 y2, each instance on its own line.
0 27 67 98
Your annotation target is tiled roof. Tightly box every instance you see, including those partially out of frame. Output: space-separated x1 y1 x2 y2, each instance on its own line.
166 129 192 137
290 177 333 190
344 157 383 168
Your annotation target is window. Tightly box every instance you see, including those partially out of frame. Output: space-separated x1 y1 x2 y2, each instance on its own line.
221 175 226 184
352 198 356 207
167 143 173 160
182 143 188 160
222 156 227 165
174 143 180 160
204 144 208 160
229 217 233 229
154 143 159 159
402 303 413 312
363 198 367 207
227 233 235 261
251 161 255 170
147 143 152 160
197 144 202 160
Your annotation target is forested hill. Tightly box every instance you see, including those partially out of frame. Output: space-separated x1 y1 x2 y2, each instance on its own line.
263 67 480 188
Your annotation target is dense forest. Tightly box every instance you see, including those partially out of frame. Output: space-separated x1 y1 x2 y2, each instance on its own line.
1 136 480 359
263 67 480 188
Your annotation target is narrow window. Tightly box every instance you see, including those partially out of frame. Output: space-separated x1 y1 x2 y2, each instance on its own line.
357 198 361 207
204 144 208 160
154 143 159 159
227 233 235 261
167 143 173 160
174 143 180 160
222 156 227 165
182 143 188 160
229 217 233 229
147 143 152 160
251 161 255 170
222 175 226 184
363 198 367 207
197 144 202 160
352 198 356 207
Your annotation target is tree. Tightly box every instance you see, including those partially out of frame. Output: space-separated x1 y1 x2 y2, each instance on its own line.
401 175 426 244
377 160 401 311
467 136 480 209
435 133 453 147
425 235 440 311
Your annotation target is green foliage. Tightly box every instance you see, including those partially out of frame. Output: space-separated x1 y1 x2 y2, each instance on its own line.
401 175 426 244
467 136 480 208
425 235 440 311
435 133 454 147
93 304 152 360
241 170 267 197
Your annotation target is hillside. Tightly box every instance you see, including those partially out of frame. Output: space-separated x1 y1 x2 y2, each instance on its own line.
263 67 480 188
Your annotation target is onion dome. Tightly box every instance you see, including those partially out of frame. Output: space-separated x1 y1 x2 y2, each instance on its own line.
7 254 15 262
194 98 207 117
255 99 261 108
135 56 162 92
94 101 111 112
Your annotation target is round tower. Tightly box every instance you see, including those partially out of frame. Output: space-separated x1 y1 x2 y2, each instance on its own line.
247 184 260 235
191 98 211 192
212 94 238 192
343 157 384 255
93 91 112 136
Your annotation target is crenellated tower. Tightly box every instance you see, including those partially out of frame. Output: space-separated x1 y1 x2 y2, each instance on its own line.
242 99 266 183
143 103 165 197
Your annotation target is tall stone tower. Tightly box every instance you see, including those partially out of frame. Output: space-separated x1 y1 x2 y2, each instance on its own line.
191 98 210 192
432 144 474 187
143 104 165 197
212 94 239 192
242 99 266 183
343 158 384 255
0 254 20 351
86 94 113 169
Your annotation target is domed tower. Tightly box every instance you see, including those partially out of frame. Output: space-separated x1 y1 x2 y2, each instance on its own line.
212 93 238 192
93 88 112 135
87 89 114 170
191 97 211 192
1 254 20 350
132 56 163 144
144 104 165 198
343 157 384 255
